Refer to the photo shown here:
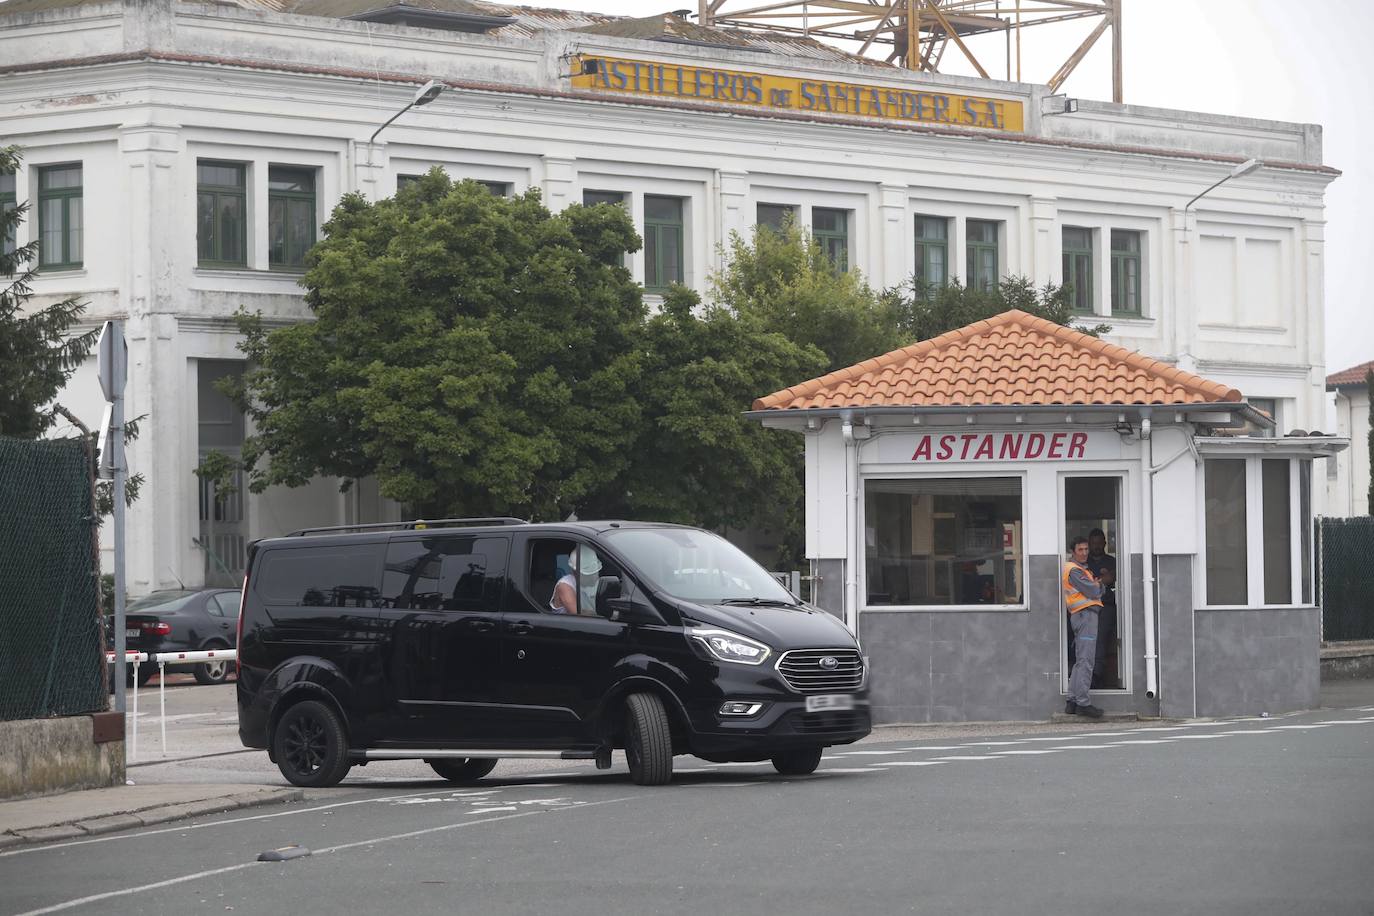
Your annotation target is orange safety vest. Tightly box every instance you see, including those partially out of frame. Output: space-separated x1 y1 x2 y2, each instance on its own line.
1063 562 1104 615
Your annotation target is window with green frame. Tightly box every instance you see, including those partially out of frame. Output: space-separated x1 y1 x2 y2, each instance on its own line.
757 203 796 234
583 190 628 265
1110 229 1142 315
914 215 948 295
643 195 684 292
268 166 316 270
813 207 849 272
478 180 510 197
1 170 15 257
1062 226 1094 312
966 219 999 292
397 173 422 190
197 161 247 268
37 164 83 270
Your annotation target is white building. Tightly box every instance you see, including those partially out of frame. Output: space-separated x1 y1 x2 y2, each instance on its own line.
1326 360 1372 518
0 0 1337 595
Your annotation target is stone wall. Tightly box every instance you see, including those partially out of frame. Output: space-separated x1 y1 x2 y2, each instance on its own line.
0 716 125 800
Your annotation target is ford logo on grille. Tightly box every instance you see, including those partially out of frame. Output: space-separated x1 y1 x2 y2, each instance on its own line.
819 656 839 670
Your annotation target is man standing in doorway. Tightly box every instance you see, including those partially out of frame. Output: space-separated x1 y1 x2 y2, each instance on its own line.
1086 528 1117 689
1064 536 1105 718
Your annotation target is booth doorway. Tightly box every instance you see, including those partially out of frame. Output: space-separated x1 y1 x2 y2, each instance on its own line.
1063 476 1125 692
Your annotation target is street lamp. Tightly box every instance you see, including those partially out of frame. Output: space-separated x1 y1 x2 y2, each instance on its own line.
1183 157 1263 220
369 79 445 148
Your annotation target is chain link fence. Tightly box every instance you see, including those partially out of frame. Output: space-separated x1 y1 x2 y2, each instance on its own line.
0 435 105 721
1320 516 1374 642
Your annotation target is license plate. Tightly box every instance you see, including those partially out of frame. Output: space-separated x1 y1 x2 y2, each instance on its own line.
125 629 139 639
805 694 854 713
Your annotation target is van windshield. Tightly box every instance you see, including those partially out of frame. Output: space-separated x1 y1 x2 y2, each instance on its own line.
603 528 796 605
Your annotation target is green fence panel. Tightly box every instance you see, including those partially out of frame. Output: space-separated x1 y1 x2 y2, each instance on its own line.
0 436 104 721
1320 516 1374 642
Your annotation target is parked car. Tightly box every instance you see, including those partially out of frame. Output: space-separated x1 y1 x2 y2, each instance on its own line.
107 588 241 686
237 519 870 788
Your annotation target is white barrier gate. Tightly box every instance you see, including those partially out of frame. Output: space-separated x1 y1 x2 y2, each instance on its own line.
105 649 237 760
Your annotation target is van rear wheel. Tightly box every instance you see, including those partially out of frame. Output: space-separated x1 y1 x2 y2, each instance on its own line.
624 693 672 786
771 747 823 776
273 700 352 788
427 758 497 784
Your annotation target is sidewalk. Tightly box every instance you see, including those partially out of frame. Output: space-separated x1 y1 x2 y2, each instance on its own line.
0 783 301 850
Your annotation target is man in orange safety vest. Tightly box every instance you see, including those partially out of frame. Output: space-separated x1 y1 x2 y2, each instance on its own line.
1063 536 1105 718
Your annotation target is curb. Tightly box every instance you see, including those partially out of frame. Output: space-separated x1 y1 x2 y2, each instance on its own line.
0 787 303 850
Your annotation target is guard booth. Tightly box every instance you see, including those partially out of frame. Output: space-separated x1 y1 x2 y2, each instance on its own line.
749 310 1346 721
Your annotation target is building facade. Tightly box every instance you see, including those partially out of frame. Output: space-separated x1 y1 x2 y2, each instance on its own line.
1326 361 1372 518
0 0 1337 597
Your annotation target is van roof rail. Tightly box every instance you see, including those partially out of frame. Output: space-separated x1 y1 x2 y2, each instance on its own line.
286 517 530 537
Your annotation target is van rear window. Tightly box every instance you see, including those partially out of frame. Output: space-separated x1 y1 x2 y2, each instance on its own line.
256 544 384 607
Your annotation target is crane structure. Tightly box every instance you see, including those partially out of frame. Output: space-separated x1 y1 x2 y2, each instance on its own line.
696 1 1124 103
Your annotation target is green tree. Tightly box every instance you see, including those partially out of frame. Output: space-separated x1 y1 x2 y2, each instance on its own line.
710 221 904 372
227 170 645 520
609 284 826 555
888 274 1111 342
0 146 98 437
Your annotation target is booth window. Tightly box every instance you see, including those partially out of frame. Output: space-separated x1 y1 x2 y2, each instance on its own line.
643 195 684 292
914 215 948 295
1204 457 1315 606
38 164 83 270
1110 229 1142 315
966 219 999 292
1062 226 1093 313
864 477 1023 607
813 207 849 272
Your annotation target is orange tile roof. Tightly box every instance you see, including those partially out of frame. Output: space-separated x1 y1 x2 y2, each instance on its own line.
753 309 1243 411
1326 360 1374 389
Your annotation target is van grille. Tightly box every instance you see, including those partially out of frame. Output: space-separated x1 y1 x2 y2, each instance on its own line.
780 709 871 736
775 649 864 693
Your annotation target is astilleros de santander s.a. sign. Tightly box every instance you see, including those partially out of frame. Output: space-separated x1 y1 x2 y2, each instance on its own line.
571 55 1024 132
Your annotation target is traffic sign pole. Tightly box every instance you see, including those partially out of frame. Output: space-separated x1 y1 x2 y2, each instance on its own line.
99 321 129 718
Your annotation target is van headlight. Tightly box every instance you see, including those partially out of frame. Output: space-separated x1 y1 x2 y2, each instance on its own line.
691 629 771 666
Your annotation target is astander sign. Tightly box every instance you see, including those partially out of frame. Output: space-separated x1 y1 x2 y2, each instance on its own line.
911 431 1088 463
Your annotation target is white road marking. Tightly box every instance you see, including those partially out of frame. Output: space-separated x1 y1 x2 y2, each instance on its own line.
988 750 1061 756
882 761 947 767
1269 724 1335 730
1046 744 1121 750
835 750 906 756
1111 739 1178 745
821 767 887 773
929 756 1003 762
465 806 517 814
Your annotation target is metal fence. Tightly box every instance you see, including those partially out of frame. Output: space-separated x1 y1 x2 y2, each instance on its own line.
1320 516 1374 642
0 436 105 721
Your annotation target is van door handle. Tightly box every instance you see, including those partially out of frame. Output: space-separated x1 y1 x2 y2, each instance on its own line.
506 621 533 636
469 620 495 633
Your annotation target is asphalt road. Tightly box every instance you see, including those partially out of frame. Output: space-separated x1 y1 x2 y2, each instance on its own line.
4 683 1373 916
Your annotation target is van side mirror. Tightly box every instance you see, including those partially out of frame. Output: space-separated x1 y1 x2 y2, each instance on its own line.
596 576 660 624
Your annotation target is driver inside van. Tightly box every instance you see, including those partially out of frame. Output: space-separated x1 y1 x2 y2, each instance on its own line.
550 545 602 615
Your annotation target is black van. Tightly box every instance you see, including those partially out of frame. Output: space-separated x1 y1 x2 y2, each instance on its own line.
236 519 869 787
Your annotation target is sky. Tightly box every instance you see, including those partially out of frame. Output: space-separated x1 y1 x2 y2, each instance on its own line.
549 0 1372 376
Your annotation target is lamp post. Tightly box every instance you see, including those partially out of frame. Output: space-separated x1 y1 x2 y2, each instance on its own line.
365 80 445 194
1184 157 1263 221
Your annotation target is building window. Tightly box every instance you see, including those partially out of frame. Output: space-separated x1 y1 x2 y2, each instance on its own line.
864 477 1024 607
268 166 316 271
584 190 627 265
1204 459 1248 605
1203 457 1314 606
1 170 15 256
812 207 849 272
643 195 684 292
914 215 948 294
1062 226 1094 312
757 203 795 234
397 174 422 190
1261 459 1292 605
478 180 510 197
966 219 999 292
37 164 82 270
1245 397 1278 437
1110 229 1142 315
197 161 247 268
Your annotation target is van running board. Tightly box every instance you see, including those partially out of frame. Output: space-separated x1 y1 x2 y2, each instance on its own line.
359 749 599 761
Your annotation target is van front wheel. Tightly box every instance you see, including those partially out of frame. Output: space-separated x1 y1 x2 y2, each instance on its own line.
624 693 673 786
771 747 823 776
273 700 352 788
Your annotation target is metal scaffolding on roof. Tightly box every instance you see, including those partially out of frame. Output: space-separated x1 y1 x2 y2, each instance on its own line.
696 0 1124 103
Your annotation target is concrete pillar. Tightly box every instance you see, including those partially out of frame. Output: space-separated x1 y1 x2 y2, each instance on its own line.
1029 196 1057 285
717 169 749 272
542 156 576 212
120 123 185 593
877 184 908 288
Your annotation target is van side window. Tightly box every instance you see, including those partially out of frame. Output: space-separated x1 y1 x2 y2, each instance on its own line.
525 538 619 615
256 544 385 607
382 536 508 612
